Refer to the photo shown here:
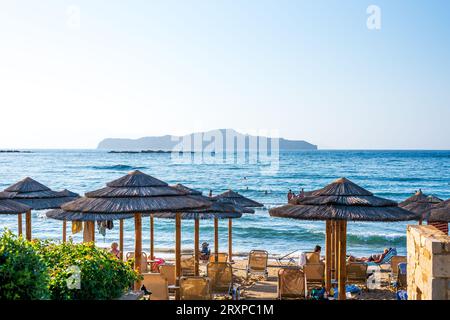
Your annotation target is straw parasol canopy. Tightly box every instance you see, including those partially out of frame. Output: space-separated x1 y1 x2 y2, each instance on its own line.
60 172 210 214
0 177 79 210
270 178 419 222
269 177 419 300
0 199 31 238
0 199 31 214
399 190 443 218
214 189 263 208
0 177 79 240
426 199 450 222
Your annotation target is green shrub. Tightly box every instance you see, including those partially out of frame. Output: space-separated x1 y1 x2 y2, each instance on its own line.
0 230 50 300
32 240 140 300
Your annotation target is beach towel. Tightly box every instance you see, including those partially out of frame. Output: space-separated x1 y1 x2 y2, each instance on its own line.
71 221 83 234
396 290 408 300
332 284 362 298
298 252 306 267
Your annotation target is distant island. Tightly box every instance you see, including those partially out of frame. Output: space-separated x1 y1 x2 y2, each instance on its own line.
98 129 317 151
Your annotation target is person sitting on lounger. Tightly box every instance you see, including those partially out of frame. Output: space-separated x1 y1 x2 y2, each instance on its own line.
200 242 211 261
109 242 120 259
347 248 390 263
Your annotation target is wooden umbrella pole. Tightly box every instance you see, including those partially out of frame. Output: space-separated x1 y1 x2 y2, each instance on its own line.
62 220 67 243
214 217 219 261
325 219 332 292
119 219 124 260
228 218 233 263
175 213 181 300
333 220 339 280
18 213 22 237
134 214 143 291
150 214 154 260
337 220 347 300
25 210 32 241
194 217 200 276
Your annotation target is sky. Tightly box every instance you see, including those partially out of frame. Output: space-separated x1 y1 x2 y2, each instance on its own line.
0 0 449 149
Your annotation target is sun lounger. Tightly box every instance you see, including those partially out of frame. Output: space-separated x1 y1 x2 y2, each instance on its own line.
246 250 269 279
389 255 406 286
277 266 306 299
126 251 148 272
394 262 407 290
367 248 397 266
209 252 229 263
181 254 196 276
303 263 325 294
141 273 169 300
346 262 368 288
207 262 233 296
159 264 176 286
179 276 212 300
275 250 299 266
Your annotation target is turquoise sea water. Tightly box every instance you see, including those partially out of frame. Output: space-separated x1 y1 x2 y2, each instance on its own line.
0 150 449 257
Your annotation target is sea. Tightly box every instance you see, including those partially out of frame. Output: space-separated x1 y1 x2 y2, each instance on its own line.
0 150 449 258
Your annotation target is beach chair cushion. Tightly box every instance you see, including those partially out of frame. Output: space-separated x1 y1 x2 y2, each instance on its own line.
303 263 325 283
207 262 233 294
141 273 169 300
209 253 228 263
278 267 306 299
181 255 195 276
180 277 212 300
159 264 176 286
248 250 268 272
346 262 368 286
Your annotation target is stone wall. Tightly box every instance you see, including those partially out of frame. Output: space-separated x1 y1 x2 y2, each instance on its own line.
407 225 450 300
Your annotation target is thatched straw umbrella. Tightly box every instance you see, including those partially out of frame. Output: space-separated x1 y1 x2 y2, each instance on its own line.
269 177 419 300
399 190 443 224
0 177 79 241
47 170 211 293
213 189 260 260
0 199 31 236
425 199 450 234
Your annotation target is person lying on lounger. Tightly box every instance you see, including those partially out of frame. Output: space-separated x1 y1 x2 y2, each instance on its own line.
347 248 390 263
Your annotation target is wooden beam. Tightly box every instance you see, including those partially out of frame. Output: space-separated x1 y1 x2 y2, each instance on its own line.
25 210 32 241
119 219 124 260
83 221 95 243
62 220 67 243
134 214 142 291
214 217 219 260
18 213 22 237
175 213 181 300
194 217 200 276
337 220 347 300
150 214 154 260
333 220 339 280
325 219 332 291
228 218 233 262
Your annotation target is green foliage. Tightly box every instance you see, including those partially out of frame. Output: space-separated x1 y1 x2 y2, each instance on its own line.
0 230 50 300
0 228 140 300
32 240 140 300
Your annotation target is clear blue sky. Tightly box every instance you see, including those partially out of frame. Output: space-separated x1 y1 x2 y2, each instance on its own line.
1 0 449 149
